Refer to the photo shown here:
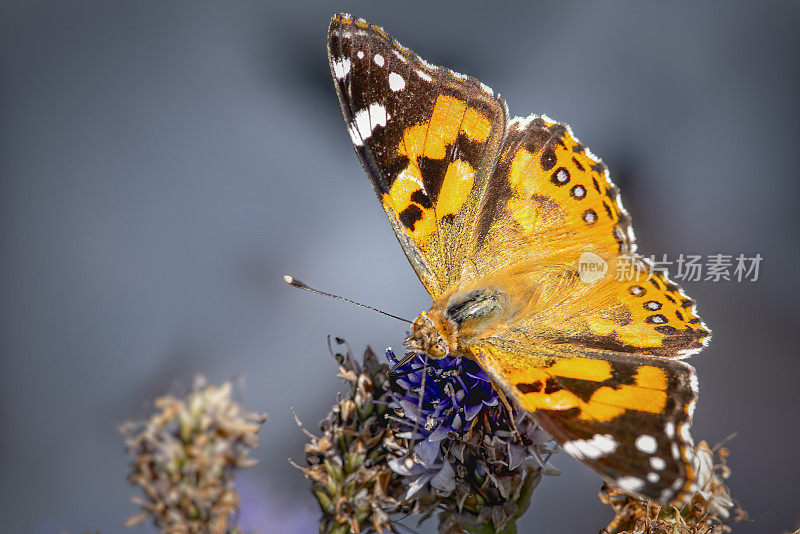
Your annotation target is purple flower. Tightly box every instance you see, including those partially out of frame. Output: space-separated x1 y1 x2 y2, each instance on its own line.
387 349 499 440
386 349 502 498
385 348 555 504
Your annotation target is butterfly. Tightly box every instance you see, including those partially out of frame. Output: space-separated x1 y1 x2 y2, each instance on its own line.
326 13 711 505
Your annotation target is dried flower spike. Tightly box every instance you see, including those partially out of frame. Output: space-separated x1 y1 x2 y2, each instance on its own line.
296 340 407 533
121 376 267 534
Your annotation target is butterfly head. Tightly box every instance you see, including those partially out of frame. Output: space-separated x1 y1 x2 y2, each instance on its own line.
405 311 452 359
406 287 511 359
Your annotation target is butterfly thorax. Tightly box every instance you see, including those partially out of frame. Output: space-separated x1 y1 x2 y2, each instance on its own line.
405 287 510 359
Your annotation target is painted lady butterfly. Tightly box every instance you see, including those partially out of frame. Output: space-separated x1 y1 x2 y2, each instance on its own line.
327 13 711 505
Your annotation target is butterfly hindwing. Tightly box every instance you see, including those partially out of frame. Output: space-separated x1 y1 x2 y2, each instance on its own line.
472 344 701 504
567 264 711 358
464 115 710 357
328 14 508 298
472 115 635 261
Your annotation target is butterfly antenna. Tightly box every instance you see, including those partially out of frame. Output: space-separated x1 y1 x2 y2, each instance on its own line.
283 275 412 324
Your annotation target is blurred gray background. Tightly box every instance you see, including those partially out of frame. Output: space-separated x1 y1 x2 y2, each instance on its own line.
2 1 799 532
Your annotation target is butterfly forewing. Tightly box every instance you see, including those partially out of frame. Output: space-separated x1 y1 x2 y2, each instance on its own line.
328 14 507 297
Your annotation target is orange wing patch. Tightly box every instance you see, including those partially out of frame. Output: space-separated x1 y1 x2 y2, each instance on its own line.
476 346 668 423
609 266 710 356
384 95 490 244
565 259 711 358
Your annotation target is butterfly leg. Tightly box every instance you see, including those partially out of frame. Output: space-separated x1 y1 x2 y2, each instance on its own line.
492 380 520 437
388 351 420 376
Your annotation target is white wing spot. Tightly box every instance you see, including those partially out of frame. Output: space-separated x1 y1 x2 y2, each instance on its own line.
679 423 693 444
354 113 372 141
650 456 666 471
389 72 406 92
686 399 696 419
416 69 433 82
374 53 384 67
352 103 390 142
671 442 681 459
664 422 675 439
647 472 660 483
563 434 617 460
332 58 351 80
357 50 365 60
616 476 644 493
635 434 658 454
393 49 407 62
